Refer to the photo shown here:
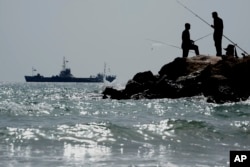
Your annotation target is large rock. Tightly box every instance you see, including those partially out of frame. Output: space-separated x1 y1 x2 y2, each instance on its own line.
102 55 250 103
158 56 221 79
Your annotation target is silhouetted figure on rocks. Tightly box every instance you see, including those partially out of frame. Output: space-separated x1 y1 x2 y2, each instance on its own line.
211 12 223 56
182 23 199 58
223 44 238 58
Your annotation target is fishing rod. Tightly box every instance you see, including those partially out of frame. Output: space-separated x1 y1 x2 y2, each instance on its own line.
147 32 211 49
147 33 211 53
176 0 249 55
194 33 212 42
176 0 210 26
222 36 249 56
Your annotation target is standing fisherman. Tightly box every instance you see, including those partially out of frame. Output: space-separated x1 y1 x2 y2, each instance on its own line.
211 12 223 56
182 23 199 58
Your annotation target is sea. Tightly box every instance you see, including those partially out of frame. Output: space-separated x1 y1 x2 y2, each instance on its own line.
0 82 249 167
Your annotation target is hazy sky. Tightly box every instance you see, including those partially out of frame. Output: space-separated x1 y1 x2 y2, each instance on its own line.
1 0 250 82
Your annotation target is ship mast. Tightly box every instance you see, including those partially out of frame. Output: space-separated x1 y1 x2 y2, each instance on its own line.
103 62 107 82
32 67 37 76
62 57 68 71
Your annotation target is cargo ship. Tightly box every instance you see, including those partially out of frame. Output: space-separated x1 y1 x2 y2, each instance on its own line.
25 57 116 83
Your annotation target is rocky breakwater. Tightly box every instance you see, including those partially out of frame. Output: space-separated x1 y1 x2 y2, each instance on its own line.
103 55 250 103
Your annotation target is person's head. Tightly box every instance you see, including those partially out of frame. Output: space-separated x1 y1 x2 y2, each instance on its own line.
212 12 218 18
224 44 235 56
185 23 190 30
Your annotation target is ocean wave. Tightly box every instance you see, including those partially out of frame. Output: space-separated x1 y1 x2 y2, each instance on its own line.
0 100 52 116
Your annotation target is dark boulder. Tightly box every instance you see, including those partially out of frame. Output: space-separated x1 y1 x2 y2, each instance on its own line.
158 57 187 80
121 71 157 98
132 71 156 84
102 87 125 100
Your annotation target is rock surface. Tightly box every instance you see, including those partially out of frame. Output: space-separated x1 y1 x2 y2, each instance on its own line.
102 55 250 103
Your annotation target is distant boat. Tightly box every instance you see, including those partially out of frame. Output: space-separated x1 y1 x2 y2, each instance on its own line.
24 57 116 83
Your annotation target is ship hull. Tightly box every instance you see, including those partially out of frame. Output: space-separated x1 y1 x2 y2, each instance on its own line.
24 76 114 83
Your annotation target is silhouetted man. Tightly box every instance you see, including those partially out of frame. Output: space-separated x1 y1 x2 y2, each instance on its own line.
181 23 199 58
211 12 223 56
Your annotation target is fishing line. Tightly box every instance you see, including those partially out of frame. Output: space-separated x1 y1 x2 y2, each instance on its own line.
146 39 181 50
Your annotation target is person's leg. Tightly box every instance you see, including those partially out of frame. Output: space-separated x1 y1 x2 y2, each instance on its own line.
182 48 189 58
194 45 199 55
190 44 199 56
215 37 222 56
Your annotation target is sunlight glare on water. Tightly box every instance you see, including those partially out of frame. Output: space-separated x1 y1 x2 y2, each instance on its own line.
0 83 250 166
